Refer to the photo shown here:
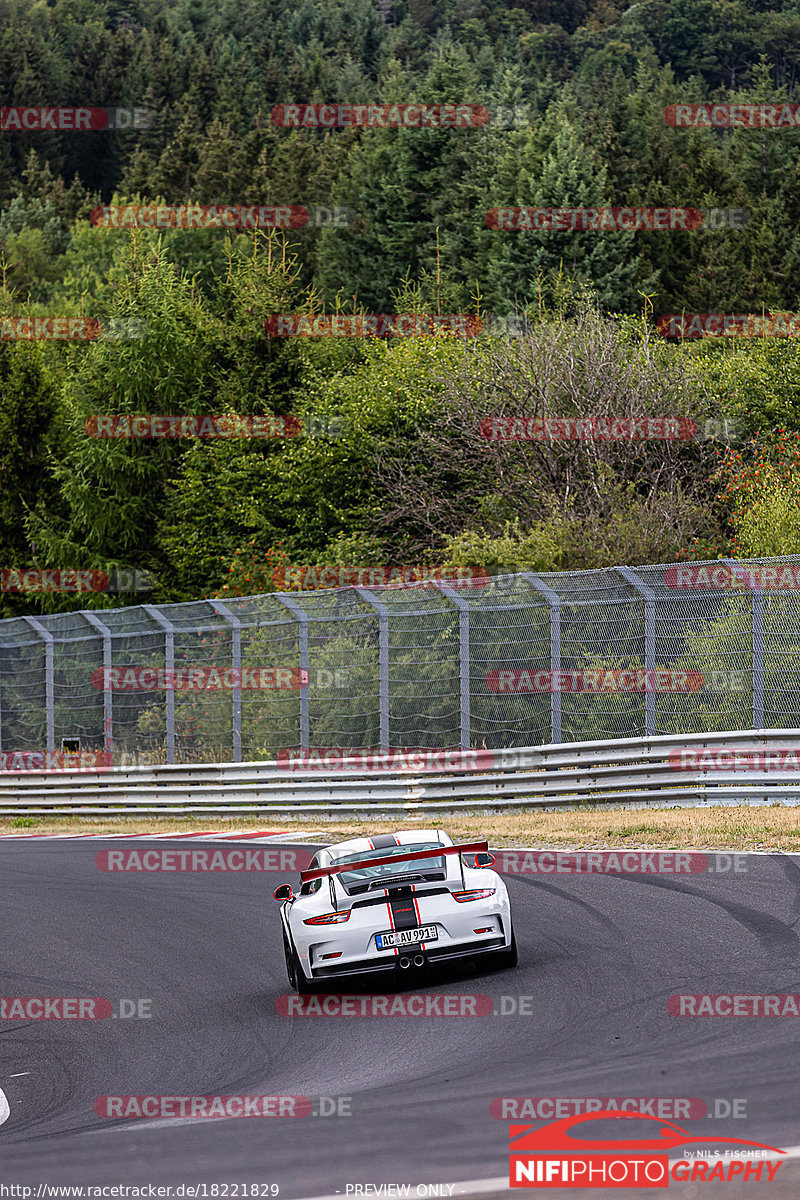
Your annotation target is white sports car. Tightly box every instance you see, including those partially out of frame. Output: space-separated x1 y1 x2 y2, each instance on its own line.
273 829 516 992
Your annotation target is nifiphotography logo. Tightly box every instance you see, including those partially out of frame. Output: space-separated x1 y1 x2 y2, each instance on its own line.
508 1111 784 1188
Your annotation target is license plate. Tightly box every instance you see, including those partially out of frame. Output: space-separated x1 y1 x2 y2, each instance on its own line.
376 925 438 950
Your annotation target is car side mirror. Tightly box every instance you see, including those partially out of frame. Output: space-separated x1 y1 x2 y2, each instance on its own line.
463 852 496 868
273 884 295 902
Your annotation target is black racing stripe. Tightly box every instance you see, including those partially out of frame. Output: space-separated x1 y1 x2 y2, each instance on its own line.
351 888 449 911
370 834 397 850
389 895 419 931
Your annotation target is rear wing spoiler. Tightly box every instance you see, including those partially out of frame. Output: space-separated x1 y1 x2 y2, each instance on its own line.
300 840 489 884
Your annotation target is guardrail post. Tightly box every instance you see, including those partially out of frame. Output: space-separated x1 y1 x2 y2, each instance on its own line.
22 616 55 763
275 595 310 751
80 611 113 762
615 567 656 736
209 600 242 761
144 605 175 764
355 588 389 747
433 582 470 749
523 573 562 744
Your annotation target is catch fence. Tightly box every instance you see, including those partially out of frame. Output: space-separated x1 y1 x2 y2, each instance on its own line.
0 557 797 766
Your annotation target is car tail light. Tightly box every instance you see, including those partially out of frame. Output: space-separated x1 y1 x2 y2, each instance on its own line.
474 926 493 934
452 889 496 902
303 910 351 925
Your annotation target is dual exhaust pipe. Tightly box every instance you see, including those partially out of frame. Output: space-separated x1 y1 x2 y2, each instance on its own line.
398 953 426 970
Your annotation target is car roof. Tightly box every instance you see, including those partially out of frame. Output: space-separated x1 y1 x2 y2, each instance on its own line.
322 829 452 863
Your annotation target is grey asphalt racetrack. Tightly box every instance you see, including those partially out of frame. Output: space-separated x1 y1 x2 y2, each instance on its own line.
2 838 800 1198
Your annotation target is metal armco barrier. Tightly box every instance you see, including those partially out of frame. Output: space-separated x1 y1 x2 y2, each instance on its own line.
2 729 800 815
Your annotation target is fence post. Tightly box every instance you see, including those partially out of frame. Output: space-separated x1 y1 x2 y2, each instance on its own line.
275 595 310 751
0 639 8 760
355 588 389 747
433 582 470 750
615 566 656 737
752 587 765 729
726 559 763 730
0 640 5 759
143 605 175 764
80 611 113 762
523 573 562 744
209 600 242 761
22 616 54 764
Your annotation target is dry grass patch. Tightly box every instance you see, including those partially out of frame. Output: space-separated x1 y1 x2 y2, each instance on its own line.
1 805 799 850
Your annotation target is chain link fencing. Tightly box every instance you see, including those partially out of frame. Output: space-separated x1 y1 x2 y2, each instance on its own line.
1 556 798 766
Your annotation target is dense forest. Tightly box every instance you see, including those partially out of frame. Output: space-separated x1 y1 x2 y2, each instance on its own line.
2 0 800 614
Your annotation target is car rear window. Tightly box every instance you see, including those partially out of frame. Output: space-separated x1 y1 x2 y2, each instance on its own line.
332 842 446 892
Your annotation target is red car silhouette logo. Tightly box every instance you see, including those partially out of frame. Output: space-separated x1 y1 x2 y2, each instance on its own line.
510 1111 784 1155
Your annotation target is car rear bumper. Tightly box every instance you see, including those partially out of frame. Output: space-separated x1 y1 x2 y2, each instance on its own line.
310 934 507 979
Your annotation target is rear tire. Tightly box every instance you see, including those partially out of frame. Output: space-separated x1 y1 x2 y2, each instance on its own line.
283 933 296 988
284 936 316 993
492 926 518 970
